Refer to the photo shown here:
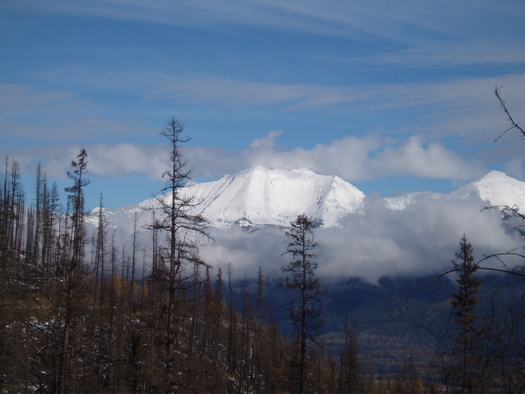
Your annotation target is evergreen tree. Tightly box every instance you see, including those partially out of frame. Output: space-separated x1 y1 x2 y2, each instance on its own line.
339 317 361 393
281 214 323 393
447 235 482 393
58 148 90 392
148 116 209 390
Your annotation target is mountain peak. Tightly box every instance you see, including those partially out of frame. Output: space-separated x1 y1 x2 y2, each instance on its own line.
454 170 525 208
480 170 512 181
384 170 525 211
239 166 319 179
186 166 364 228
89 168 525 242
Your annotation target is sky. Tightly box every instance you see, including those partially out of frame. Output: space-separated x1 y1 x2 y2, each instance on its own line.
1 0 525 210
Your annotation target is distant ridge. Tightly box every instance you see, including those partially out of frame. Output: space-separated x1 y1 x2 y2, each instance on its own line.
89 167 525 232
385 170 525 211
451 170 525 208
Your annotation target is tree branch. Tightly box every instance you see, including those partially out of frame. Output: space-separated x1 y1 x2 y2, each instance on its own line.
494 87 525 142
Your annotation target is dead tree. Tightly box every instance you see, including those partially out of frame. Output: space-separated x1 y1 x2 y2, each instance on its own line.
281 214 323 393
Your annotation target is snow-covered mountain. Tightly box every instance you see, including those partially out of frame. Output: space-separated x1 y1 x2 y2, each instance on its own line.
89 168 525 233
86 167 525 282
183 166 364 228
451 170 525 208
384 171 525 211
89 166 365 231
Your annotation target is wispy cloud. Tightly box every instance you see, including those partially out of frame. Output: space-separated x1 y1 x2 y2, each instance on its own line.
2 71 522 184
146 73 525 112
11 1 523 41
6 72 522 156
6 0 524 70
0 84 151 144
145 78 362 109
144 73 525 141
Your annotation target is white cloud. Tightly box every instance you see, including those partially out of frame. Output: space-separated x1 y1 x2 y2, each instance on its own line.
47 130 479 183
230 132 482 181
249 130 282 150
504 157 525 180
87 143 168 178
316 195 521 282
200 226 286 279
241 134 380 180
371 136 482 179
42 158 69 178
199 193 523 283
0 128 488 187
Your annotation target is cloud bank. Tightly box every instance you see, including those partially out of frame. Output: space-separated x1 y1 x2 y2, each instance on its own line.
3 125 484 185
66 131 482 183
199 194 523 283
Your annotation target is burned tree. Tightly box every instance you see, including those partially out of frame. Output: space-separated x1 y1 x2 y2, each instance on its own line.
152 116 209 280
443 235 483 393
281 214 323 393
148 116 210 390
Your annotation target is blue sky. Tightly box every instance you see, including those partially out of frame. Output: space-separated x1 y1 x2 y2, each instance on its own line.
1 0 525 209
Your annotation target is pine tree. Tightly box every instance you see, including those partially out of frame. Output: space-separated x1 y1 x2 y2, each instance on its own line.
281 214 323 393
148 116 209 390
448 235 482 393
58 148 90 392
339 317 361 393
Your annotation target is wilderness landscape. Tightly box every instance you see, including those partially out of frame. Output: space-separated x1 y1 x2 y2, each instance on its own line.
2 1 525 392
2 127 525 391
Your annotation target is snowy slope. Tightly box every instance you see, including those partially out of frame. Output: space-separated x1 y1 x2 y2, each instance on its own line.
384 170 525 210
89 168 525 234
185 166 364 227
451 170 525 208
88 166 365 230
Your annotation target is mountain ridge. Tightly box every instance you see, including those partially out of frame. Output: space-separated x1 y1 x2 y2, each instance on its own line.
384 170 525 211
89 167 525 231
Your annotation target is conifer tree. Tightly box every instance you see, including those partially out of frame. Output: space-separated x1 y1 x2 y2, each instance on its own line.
148 116 209 390
339 317 361 393
58 148 90 392
65 148 89 271
281 214 323 393
448 235 482 393
152 116 208 280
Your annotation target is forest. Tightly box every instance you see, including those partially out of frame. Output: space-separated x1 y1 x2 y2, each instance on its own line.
1 116 525 393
